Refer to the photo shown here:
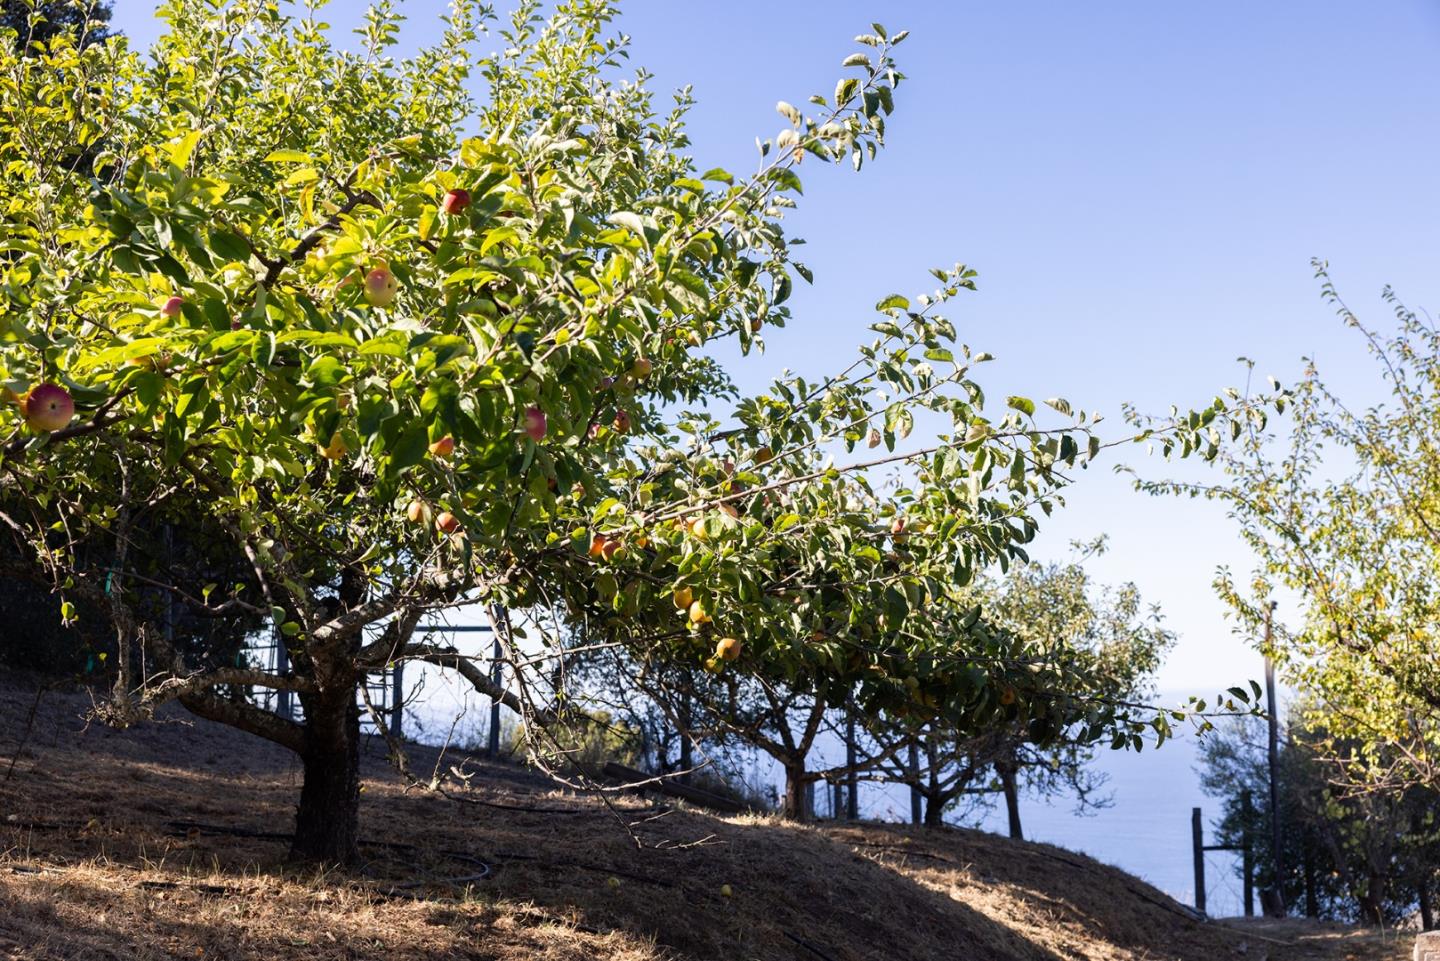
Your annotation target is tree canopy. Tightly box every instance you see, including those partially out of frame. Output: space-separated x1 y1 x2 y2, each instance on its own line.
0 0 1269 862
1146 264 1440 798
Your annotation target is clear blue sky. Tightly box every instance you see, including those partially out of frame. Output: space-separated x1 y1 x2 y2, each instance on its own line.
111 1 1440 692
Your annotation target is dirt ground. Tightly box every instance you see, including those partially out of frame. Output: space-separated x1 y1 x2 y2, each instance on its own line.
0 674 1415 961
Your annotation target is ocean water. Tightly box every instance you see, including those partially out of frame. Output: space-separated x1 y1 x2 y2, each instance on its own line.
855 724 1247 918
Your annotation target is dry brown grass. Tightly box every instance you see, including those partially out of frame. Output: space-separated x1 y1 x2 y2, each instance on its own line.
0 674 1413 961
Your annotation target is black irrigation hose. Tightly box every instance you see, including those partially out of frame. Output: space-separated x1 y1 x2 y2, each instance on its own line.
784 931 843 961
491 848 675 888
446 793 592 815
163 819 492 891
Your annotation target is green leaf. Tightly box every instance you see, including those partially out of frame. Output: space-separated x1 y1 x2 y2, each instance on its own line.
388 423 429 472
209 230 251 263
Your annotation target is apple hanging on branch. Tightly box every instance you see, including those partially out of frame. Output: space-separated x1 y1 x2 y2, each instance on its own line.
22 384 74 433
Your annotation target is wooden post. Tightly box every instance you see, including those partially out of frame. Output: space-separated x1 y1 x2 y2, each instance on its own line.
678 692 693 786
275 627 292 721
1242 791 1255 917
908 740 922 825
1264 603 1285 915
833 781 843 821
844 711 858 821
388 660 404 741
1192 806 1207 916
486 606 505 757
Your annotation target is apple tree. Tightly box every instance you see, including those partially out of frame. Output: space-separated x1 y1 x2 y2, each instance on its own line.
1143 265 1440 799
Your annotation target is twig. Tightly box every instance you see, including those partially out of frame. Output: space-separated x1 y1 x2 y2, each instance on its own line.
3 684 48 784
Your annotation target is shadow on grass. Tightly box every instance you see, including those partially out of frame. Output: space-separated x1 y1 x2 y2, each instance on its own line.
0 678 1221 961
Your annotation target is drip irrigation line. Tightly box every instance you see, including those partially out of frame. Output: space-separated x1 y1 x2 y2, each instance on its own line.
784 931 843 961
162 819 492 893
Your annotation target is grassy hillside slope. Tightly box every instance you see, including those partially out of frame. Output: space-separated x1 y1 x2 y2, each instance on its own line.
0 675 1410 961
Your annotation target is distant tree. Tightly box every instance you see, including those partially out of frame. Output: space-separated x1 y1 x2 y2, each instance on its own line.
1200 708 1440 926
0 0 112 52
869 540 1175 834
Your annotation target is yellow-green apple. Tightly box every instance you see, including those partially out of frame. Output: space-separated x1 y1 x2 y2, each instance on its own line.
672 586 693 610
318 431 348 460
363 267 398 307
630 357 652 378
406 499 432 524
688 599 710 624
612 410 631 434
715 637 742 661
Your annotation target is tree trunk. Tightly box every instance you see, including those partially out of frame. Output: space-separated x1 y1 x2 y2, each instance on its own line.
291 685 361 865
1419 875 1434 931
998 761 1023 840
1356 892 1382 926
1303 849 1319 919
923 791 945 827
781 760 810 820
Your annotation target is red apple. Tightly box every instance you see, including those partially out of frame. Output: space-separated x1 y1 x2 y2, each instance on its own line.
363 268 398 307
23 384 74 432
428 436 455 459
160 295 184 318
612 410 631 434
523 405 547 442
441 188 471 215
435 511 461 534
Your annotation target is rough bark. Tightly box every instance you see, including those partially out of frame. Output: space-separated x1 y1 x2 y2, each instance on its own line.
290 684 361 865
923 792 945 827
782 759 810 820
998 760 1023 840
